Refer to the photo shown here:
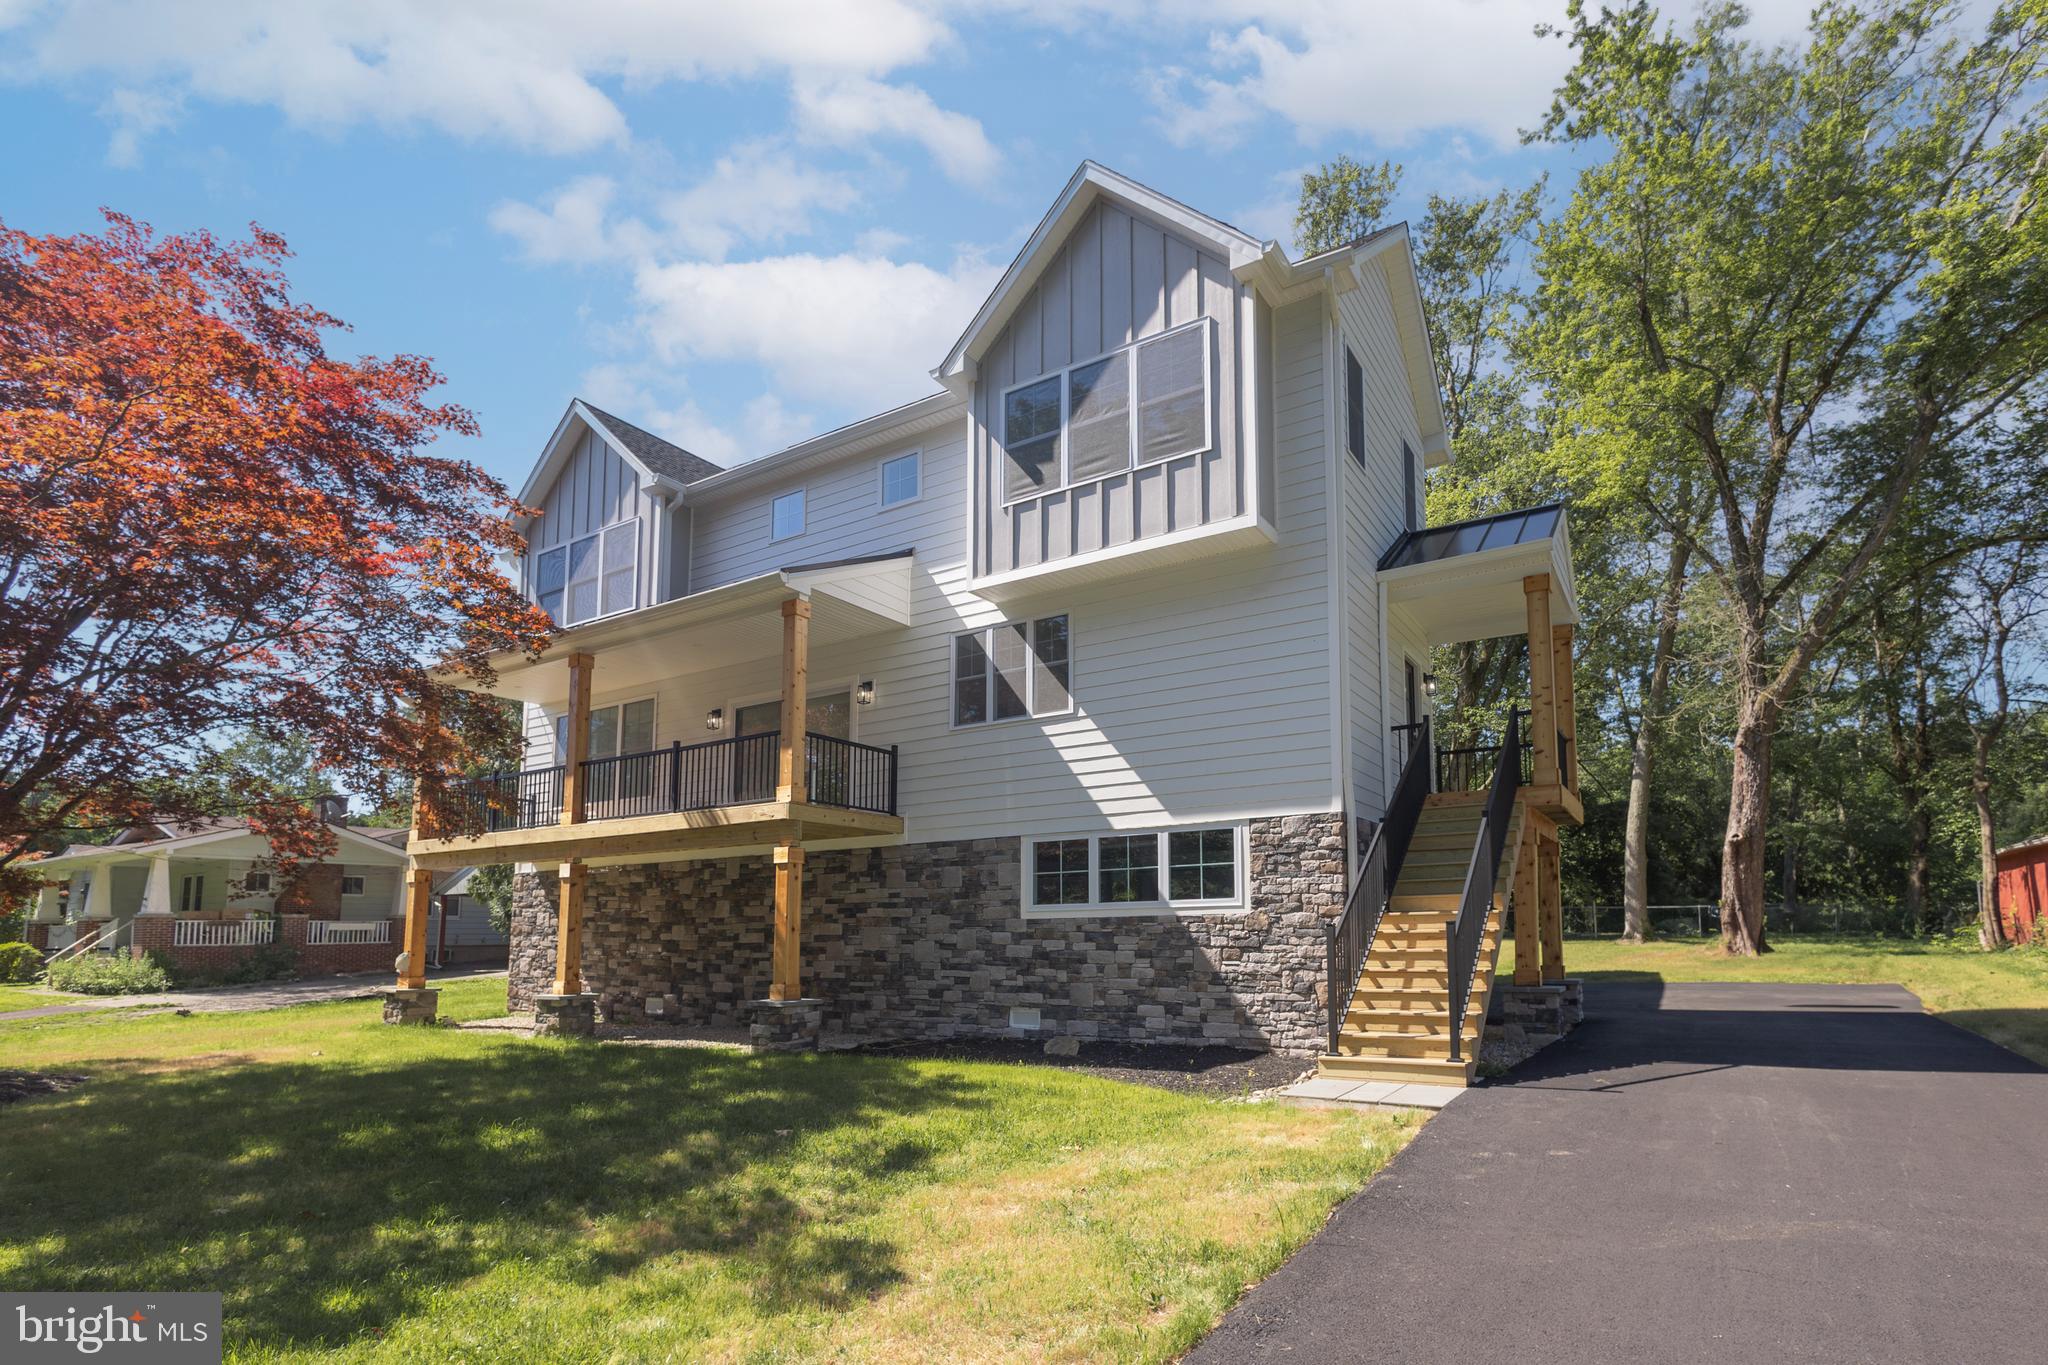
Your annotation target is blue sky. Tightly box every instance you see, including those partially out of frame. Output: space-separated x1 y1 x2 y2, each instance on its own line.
0 1 1821 495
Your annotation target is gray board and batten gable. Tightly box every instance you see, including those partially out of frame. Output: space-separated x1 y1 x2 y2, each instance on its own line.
971 197 1247 579
522 404 723 609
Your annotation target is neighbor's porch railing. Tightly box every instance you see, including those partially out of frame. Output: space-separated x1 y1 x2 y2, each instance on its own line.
174 918 277 949
306 919 392 946
438 730 899 838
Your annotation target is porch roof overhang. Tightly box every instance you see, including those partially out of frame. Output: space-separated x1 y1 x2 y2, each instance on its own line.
461 550 916 707
1379 503 1581 647
31 824 409 877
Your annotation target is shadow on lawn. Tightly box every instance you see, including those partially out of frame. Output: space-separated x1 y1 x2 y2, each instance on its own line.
1 1041 991 1350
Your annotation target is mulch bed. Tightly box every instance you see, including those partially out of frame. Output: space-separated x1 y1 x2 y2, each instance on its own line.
0 1070 87 1107
854 1037 1313 1097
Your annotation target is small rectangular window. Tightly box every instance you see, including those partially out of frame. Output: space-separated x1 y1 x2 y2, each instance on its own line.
880 451 921 507
1346 348 1366 465
952 633 990 726
770 489 805 541
1066 353 1131 482
1098 834 1159 904
535 546 567 622
243 871 272 895
952 614 1072 726
1032 839 1091 906
1003 376 1062 501
1403 439 1419 532
340 875 366 897
1169 827 1238 902
1136 325 1207 464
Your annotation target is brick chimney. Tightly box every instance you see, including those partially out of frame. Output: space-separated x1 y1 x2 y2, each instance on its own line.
315 793 350 825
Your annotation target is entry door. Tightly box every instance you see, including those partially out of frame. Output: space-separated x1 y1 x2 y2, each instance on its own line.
734 691 850 801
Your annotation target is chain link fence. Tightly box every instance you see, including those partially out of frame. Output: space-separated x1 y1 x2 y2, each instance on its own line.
1563 901 1980 939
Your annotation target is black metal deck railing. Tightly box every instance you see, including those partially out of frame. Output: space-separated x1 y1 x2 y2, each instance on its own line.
1445 708 1522 1062
435 730 898 838
1324 717 1433 1054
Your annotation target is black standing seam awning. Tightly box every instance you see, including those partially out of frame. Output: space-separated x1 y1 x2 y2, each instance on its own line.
1376 502 1565 573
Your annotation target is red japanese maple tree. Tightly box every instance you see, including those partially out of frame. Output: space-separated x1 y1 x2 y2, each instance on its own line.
0 211 551 894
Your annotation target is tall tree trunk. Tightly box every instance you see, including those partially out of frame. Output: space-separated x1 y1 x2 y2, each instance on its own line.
1623 536 1690 942
1720 680 1777 955
1907 806 1932 933
1974 734 2009 950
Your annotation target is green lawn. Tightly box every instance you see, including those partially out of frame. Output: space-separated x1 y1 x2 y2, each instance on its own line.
1502 935 2048 1066
0 984 81 1012
0 979 1412 1363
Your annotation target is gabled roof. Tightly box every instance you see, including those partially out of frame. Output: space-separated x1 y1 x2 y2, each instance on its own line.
513 399 723 533
934 160 1264 385
578 402 723 485
33 818 411 873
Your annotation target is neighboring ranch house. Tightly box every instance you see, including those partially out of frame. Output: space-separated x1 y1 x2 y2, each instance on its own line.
29 799 415 976
404 163 1586 1082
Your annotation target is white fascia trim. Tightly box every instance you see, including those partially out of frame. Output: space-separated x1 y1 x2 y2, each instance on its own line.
965 511 1272 596
513 401 684 534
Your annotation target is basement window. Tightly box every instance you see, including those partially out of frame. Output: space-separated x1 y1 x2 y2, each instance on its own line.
1025 825 1245 916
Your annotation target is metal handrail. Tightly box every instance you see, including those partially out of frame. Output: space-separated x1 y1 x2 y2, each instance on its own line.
1324 717 1432 1053
1445 708 1522 1062
803 732 900 815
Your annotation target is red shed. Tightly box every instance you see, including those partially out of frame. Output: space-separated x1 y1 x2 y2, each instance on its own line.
1994 835 2048 946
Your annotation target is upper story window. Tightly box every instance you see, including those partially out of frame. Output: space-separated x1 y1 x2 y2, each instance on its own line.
1345 347 1365 465
1001 317 1212 504
534 517 638 626
879 451 921 507
770 489 806 541
953 613 1071 725
1403 439 1420 532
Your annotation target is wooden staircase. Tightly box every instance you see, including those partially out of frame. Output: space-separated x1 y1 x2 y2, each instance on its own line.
1319 793 1530 1088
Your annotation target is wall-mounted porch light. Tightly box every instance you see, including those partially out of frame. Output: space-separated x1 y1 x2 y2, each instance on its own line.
705 707 724 732
856 680 876 706
1422 672 1438 700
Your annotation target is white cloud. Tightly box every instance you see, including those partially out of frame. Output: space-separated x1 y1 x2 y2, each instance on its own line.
631 250 1000 407
0 0 959 160
490 148 864 266
99 85 180 167
657 146 863 260
791 75 1000 186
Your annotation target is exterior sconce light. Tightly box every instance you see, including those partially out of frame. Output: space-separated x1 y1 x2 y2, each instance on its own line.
856 680 875 706
1423 672 1438 700
705 707 724 732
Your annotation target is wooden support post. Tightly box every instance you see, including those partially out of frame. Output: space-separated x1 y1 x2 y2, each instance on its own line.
1512 822 1542 986
777 598 811 805
1552 622 1578 795
399 865 432 989
554 858 587 996
1540 832 1565 982
1524 574 1559 788
770 842 805 1001
561 651 595 825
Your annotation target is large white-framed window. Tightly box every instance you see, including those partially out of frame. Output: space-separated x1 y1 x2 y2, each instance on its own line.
770 488 806 542
879 450 921 508
533 516 639 626
1024 824 1247 916
552 697 658 764
952 614 1071 726
1000 316 1214 505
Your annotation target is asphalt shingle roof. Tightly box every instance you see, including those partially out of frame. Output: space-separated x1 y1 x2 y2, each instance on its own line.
580 402 724 485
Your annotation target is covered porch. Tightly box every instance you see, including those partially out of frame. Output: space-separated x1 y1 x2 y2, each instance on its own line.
399 554 915 1037
1378 502 1583 992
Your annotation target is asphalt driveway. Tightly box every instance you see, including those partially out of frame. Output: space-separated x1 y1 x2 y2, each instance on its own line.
1193 980 2048 1365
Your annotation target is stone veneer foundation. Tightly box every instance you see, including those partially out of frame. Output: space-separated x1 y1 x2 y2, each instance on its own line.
507 812 1346 1053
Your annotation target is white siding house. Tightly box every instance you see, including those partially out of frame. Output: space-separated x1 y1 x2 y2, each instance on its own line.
409 163 1582 1056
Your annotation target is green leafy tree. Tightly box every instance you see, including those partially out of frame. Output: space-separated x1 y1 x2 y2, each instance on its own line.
1293 156 1402 256
1528 0 2048 953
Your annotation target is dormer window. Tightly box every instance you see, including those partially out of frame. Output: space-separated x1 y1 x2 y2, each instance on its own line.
1001 317 1213 504
534 517 638 626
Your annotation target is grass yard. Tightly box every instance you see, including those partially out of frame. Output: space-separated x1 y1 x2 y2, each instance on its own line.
0 979 1412 1363
1501 935 2048 1066
0 983 81 1012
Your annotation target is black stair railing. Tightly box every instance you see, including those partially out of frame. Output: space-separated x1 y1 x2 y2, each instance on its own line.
1445 708 1522 1062
1324 716 1432 1053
